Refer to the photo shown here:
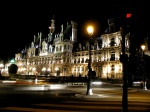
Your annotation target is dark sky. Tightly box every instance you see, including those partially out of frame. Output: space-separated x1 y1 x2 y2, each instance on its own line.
1 0 150 61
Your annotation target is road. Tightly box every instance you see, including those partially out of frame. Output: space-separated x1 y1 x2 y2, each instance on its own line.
0 84 150 112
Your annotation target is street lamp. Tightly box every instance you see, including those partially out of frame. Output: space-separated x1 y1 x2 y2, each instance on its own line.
141 44 147 90
141 45 145 51
86 26 94 95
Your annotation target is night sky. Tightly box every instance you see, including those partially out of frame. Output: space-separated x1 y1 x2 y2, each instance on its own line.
1 0 150 61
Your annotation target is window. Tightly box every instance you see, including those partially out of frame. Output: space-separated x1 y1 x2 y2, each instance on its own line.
81 58 84 63
110 38 116 46
111 74 114 78
111 65 115 71
85 58 89 63
74 59 76 63
77 59 80 63
64 45 66 49
110 51 115 61
56 47 58 51
81 67 84 71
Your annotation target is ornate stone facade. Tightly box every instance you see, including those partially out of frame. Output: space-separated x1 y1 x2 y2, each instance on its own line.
14 18 130 79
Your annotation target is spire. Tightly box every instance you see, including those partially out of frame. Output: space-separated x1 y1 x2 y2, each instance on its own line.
34 35 36 42
49 15 55 33
39 32 42 48
108 18 115 33
61 24 63 32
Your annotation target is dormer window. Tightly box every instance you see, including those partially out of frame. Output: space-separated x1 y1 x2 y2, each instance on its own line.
110 38 116 46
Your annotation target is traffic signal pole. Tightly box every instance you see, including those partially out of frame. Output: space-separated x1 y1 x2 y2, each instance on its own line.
120 27 128 112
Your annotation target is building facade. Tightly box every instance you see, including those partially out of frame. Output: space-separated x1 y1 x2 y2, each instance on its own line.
14 18 130 79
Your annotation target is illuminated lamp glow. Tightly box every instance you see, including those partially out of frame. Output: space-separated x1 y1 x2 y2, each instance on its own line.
10 59 15 63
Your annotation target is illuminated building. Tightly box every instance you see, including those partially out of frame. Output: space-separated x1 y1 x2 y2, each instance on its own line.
14 17 130 79
143 37 150 56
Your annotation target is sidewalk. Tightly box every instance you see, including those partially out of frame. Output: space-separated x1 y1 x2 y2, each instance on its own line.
73 87 150 102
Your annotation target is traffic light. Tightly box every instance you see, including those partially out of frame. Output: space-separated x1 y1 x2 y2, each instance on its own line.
126 13 132 19
126 13 132 33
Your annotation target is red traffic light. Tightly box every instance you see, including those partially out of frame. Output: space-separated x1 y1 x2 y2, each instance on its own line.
126 13 132 18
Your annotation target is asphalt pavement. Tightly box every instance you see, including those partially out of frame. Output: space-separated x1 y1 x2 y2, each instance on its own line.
0 84 150 112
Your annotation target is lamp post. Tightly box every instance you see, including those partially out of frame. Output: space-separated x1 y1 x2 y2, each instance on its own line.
86 26 94 95
141 44 147 90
